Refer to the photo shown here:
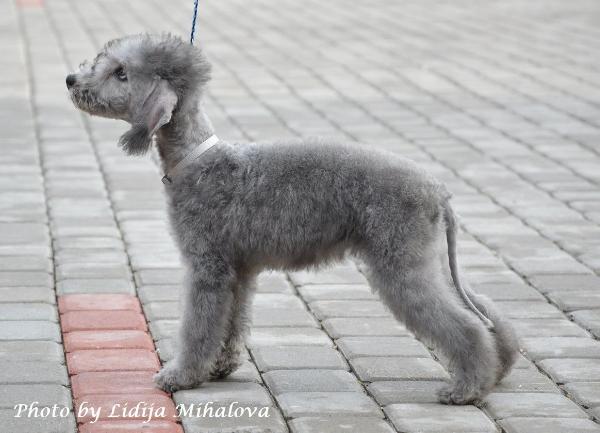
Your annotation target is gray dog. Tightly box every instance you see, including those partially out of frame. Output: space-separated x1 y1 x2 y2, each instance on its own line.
66 34 518 404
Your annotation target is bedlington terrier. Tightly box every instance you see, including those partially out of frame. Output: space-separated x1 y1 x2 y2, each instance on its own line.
66 34 518 404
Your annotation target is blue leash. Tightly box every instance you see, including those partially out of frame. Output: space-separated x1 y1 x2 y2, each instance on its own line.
190 0 200 44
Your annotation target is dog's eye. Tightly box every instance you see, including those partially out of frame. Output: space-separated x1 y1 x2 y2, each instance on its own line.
114 67 127 82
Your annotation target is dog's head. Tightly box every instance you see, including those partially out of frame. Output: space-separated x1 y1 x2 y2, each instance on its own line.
66 33 212 155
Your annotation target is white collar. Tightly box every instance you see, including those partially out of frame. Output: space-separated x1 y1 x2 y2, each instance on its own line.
161 135 220 184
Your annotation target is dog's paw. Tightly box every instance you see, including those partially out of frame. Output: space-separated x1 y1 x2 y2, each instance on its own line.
437 382 483 405
209 344 243 379
154 362 205 393
209 357 242 380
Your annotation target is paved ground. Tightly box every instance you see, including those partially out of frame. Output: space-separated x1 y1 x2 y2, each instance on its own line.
2 0 600 431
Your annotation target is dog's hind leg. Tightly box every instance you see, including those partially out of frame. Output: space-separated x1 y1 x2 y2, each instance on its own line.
463 290 519 383
210 276 255 379
440 201 519 384
366 252 499 405
155 254 235 392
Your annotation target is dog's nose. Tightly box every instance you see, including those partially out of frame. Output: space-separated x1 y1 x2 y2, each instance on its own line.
66 74 76 89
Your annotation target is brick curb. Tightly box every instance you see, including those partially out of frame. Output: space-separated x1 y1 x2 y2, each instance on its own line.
58 294 182 433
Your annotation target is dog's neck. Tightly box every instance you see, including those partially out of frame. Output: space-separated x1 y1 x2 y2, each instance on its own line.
155 103 215 172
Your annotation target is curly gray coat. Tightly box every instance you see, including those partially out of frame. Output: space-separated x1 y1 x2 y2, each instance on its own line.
66 33 518 404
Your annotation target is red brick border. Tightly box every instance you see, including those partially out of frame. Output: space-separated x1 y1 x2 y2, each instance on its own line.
58 294 182 433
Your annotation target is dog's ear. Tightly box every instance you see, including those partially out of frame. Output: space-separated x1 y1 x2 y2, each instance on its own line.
119 78 177 155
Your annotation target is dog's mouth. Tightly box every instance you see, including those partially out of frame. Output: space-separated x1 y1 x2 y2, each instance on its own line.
69 88 93 112
69 89 115 119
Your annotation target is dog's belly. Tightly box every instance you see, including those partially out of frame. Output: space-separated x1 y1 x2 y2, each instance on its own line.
249 237 354 272
236 210 359 272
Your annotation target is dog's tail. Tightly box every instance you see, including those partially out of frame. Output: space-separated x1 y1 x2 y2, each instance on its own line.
443 200 495 330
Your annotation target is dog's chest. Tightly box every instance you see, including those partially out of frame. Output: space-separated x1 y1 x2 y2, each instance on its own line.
164 183 229 248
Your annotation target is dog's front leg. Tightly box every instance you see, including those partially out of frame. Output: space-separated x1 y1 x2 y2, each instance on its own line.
210 276 255 379
155 256 234 393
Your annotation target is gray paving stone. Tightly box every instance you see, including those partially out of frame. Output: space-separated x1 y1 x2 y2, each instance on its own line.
0 256 51 272
143 301 179 320
298 284 376 302
499 417 600 433
571 310 600 337
587 407 600 423
466 269 523 286
0 286 54 305
0 303 57 321
138 285 180 303
263 370 362 394
115 210 167 221
0 272 52 287
53 236 124 250
256 271 294 293
56 278 135 294
384 403 497 433
134 269 183 286
149 320 178 340
290 267 368 285
0 223 48 245
0 408 76 433
55 263 131 280
494 368 558 393
0 341 64 361
277 392 382 418
0 362 68 385
129 253 181 270
367 381 447 405
55 249 128 265
472 283 545 301
511 319 589 338
521 337 600 360
248 327 332 348
51 225 120 239
0 245 51 258
351 357 449 382
289 417 395 433
548 291 600 312
539 358 600 383
484 392 587 419
0 321 61 341
511 257 592 276
252 307 318 327
323 318 410 338
528 274 600 293
309 300 391 319
252 346 348 372
496 301 563 319
154 338 175 362
253 293 306 309
0 384 71 409
337 336 429 359
564 382 600 407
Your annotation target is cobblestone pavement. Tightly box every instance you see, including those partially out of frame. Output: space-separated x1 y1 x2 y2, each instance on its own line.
2 0 600 431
